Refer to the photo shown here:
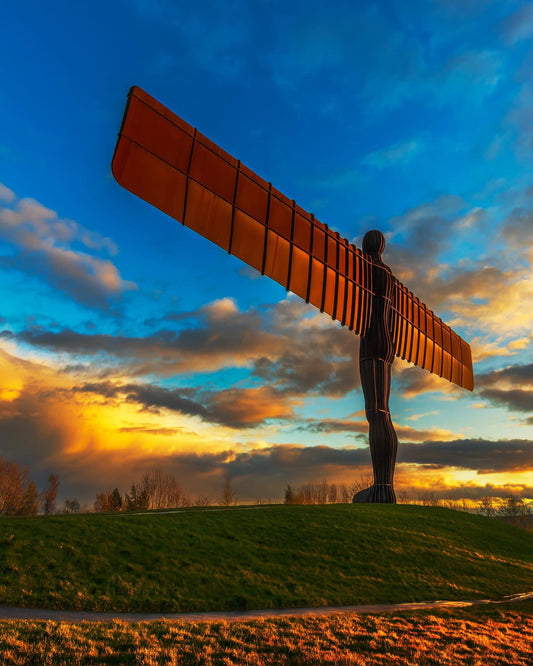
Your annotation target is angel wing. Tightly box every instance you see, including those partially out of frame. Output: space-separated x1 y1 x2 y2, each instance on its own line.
112 86 473 390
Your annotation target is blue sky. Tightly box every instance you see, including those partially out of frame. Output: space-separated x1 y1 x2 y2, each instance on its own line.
1 0 532 504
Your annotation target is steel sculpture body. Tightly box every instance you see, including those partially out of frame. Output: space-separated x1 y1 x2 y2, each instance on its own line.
112 86 474 503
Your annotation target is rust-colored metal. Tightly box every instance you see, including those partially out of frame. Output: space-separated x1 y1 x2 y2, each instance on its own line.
111 86 473 391
112 87 475 502
112 86 373 337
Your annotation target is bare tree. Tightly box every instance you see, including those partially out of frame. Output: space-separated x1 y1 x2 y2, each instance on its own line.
499 495 530 527
63 498 81 513
41 473 59 515
349 475 374 498
194 495 211 507
142 469 186 509
0 458 40 516
338 483 351 503
221 477 237 506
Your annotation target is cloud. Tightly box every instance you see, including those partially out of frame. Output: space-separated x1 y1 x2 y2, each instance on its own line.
0 343 530 503
475 362 533 416
393 361 460 399
363 138 423 169
208 387 298 428
383 193 533 346
0 183 15 204
477 362 533 388
299 416 461 443
503 82 533 161
501 207 533 251
398 438 533 474
77 381 209 420
501 3 533 44
437 50 503 97
77 380 298 429
478 388 533 413
134 0 252 80
0 184 135 308
8 297 360 399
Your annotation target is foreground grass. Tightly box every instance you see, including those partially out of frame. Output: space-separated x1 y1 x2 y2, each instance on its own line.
0 600 531 665
1 504 532 612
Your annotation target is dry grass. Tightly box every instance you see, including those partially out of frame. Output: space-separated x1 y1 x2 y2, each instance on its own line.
0 601 531 665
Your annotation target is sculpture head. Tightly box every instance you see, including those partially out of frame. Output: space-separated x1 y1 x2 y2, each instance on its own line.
362 229 385 260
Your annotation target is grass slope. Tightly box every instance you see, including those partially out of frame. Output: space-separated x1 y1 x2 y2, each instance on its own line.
0 504 532 612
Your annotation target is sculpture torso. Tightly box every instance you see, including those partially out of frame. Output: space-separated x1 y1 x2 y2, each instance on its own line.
359 258 394 366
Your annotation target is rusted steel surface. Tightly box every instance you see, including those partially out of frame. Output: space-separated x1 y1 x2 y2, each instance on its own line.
112 86 473 391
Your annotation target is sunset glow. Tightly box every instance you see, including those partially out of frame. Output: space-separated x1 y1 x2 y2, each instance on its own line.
1 2 532 505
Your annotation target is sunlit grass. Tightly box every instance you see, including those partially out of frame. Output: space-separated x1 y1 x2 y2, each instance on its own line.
0 600 531 665
0 504 532 612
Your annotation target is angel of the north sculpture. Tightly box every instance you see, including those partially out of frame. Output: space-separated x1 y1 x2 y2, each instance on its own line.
112 86 474 504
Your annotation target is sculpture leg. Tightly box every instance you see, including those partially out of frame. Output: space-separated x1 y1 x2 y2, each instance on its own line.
353 359 398 504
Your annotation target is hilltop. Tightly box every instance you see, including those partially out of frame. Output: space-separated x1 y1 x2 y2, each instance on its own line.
0 504 532 613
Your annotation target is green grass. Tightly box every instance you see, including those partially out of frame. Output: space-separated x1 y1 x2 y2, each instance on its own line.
0 504 532 613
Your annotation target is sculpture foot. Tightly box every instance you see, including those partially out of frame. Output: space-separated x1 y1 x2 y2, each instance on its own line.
352 484 396 504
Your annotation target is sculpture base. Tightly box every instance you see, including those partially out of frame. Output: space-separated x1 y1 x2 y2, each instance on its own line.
352 484 396 504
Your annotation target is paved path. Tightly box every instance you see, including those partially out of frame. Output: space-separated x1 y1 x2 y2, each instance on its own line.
0 592 531 623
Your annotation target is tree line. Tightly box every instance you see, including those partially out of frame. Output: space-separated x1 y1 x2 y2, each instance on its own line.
0 456 530 529
91 468 220 513
0 456 237 515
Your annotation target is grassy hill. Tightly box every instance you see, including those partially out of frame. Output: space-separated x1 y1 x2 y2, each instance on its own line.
0 504 532 613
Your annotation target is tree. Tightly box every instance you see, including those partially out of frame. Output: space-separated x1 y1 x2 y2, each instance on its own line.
141 469 187 509
0 457 40 516
19 481 40 515
478 496 495 518
221 477 237 506
327 483 338 504
41 473 59 515
110 488 123 511
63 498 81 514
94 488 123 513
338 483 351 503
498 495 530 527
125 482 149 511
284 484 294 504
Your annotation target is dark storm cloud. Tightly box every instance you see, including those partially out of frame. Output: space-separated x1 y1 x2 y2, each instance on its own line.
155 445 371 496
477 362 533 387
476 362 533 415
152 438 533 487
478 388 533 413
398 438 533 473
224 445 371 478
139 437 533 495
